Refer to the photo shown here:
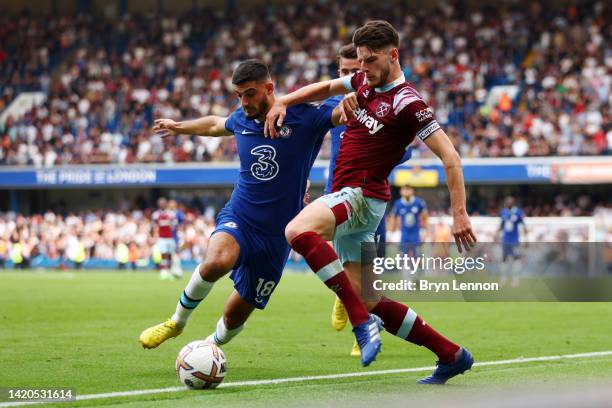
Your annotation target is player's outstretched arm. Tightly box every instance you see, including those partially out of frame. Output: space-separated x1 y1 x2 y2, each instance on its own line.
153 116 232 138
265 78 349 138
424 129 477 253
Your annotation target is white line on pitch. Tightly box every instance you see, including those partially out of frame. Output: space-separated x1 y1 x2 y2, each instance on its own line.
2 350 611 407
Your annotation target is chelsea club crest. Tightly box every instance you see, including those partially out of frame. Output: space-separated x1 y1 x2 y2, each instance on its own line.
279 125 292 138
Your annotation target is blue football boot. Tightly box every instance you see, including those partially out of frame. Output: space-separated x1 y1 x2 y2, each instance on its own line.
418 347 474 384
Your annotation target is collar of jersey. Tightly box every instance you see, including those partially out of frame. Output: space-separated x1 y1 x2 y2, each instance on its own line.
401 196 415 204
374 73 406 93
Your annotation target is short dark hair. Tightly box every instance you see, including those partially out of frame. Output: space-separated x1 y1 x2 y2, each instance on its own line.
352 20 399 51
232 59 270 85
337 43 357 61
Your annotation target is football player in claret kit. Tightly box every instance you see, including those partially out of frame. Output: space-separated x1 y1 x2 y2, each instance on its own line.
152 197 178 280
327 43 413 358
265 20 477 384
139 60 383 366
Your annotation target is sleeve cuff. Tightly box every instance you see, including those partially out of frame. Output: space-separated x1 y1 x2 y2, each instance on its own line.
341 75 354 92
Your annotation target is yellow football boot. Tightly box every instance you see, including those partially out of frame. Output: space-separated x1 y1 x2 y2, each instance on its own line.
139 319 183 349
331 296 348 331
350 339 361 357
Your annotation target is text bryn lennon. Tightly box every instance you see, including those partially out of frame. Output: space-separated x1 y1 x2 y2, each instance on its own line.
373 279 500 292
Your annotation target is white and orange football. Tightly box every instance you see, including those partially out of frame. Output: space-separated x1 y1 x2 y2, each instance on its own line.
176 341 227 389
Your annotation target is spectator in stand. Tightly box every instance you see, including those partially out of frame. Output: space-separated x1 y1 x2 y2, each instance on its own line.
0 236 7 268
128 242 140 271
115 239 129 270
0 2 608 165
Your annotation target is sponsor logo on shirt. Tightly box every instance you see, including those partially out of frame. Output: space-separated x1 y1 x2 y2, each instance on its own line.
355 107 384 135
415 108 434 122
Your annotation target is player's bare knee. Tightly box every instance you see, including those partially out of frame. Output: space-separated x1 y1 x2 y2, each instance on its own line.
199 257 233 282
285 219 306 244
286 214 332 243
203 256 234 272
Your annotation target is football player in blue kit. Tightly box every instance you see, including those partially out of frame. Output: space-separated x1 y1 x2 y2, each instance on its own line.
391 184 428 257
498 196 527 286
140 60 382 363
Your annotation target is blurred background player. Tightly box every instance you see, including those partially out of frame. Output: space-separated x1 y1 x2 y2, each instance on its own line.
168 199 185 278
328 44 414 358
499 196 527 286
152 198 177 280
138 60 384 362
391 184 429 258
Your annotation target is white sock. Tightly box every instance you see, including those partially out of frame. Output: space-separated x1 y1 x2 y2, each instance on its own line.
206 317 244 345
171 254 183 277
171 264 214 326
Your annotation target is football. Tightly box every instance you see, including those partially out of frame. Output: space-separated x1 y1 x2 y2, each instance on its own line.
176 341 227 389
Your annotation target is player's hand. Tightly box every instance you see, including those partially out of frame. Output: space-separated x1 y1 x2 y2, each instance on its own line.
338 92 358 124
452 210 477 253
153 119 180 138
264 100 287 138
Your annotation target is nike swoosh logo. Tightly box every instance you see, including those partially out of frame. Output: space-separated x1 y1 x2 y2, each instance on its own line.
242 129 255 134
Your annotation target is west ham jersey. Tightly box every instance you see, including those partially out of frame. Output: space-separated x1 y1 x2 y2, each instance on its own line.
153 210 175 238
332 71 441 201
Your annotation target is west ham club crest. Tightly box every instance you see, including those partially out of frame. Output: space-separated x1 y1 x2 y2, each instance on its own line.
376 102 390 118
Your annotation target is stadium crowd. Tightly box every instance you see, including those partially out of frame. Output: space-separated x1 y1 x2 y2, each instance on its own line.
0 1 609 167
0 203 216 268
1 196 610 268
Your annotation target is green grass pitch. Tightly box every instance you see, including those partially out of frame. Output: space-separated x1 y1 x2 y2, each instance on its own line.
1 270 611 407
